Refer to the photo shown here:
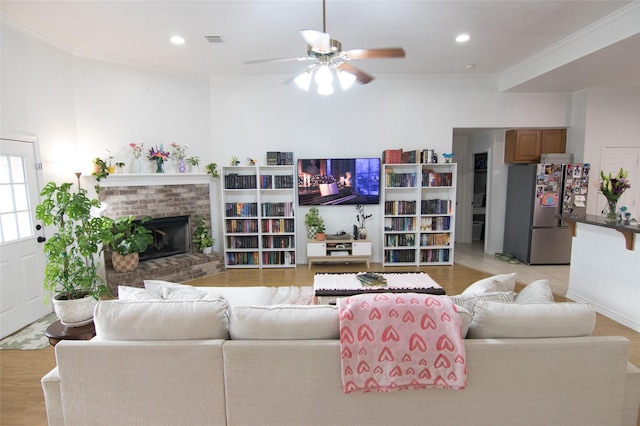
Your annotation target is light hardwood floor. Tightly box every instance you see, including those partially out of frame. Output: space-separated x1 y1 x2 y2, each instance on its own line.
2 257 639 426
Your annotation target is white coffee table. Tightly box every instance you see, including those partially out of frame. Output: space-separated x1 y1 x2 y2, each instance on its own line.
313 272 445 304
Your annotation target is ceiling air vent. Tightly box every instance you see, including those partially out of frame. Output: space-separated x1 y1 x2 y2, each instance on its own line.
205 35 225 44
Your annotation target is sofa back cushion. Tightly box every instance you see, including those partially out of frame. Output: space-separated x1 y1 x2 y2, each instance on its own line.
94 299 230 340
467 301 596 339
229 305 339 340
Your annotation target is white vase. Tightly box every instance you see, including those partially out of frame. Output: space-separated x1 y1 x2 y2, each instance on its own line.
202 246 213 255
52 294 97 327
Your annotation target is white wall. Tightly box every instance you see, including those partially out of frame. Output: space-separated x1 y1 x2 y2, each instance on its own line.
579 88 640 218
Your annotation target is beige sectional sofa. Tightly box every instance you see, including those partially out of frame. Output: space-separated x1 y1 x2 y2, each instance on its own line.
42 279 640 426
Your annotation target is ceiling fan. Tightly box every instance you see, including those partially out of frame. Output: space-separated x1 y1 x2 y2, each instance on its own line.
245 0 405 94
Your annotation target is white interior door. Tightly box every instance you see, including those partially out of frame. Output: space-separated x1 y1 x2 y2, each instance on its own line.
0 137 50 338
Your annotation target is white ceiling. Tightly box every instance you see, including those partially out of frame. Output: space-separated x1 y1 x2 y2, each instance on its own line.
2 0 639 92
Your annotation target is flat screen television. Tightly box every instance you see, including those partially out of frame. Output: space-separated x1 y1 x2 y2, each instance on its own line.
297 158 380 205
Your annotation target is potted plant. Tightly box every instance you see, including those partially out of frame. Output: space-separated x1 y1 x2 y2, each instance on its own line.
92 157 109 192
304 207 324 239
205 162 219 179
114 161 126 173
187 156 200 173
315 222 326 241
109 215 154 272
35 182 113 326
193 216 215 254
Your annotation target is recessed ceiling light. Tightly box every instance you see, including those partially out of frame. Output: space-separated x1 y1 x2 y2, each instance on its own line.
170 36 185 45
456 34 470 43
465 64 476 70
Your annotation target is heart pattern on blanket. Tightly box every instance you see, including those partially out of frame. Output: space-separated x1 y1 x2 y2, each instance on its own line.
338 293 467 393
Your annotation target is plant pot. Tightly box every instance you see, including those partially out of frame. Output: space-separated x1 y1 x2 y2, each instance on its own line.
202 246 213 255
307 226 318 239
52 294 97 327
107 166 115 174
316 232 326 241
111 252 139 273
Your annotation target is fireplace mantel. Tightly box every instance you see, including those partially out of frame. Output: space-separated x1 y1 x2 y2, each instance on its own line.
88 173 212 188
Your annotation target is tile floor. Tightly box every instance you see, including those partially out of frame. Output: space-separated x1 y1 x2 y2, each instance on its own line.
454 242 570 296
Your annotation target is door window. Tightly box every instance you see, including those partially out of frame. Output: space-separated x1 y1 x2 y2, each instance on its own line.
0 154 33 243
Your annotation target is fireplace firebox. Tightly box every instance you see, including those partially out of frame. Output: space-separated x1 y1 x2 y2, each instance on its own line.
137 215 190 262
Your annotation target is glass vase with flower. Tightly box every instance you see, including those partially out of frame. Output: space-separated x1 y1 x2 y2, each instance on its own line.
171 142 188 173
129 142 144 173
597 168 631 224
148 145 170 173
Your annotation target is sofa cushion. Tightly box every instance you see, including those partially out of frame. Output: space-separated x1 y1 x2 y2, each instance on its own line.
455 305 473 338
450 291 515 312
229 305 339 340
118 285 158 300
461 273 517 295
94 299 230 340
144 280 206 299
466 301 596 339
515 279 554 304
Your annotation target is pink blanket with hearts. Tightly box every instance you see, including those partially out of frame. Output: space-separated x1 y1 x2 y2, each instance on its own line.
337 292 466 393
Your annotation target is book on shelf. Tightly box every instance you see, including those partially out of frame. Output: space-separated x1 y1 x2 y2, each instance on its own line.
266 151 293 165
382 149 402 164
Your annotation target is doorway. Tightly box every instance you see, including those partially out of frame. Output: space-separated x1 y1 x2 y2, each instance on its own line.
472 152 488 243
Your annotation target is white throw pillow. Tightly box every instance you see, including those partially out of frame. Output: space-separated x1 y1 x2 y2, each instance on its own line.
461 273 517 295
454 305 473 338
515 279 554 304
117 285 157 301
229 305 339 340
94 299 230 340
450 291 515 312
144 279 210 300
466 301 596 339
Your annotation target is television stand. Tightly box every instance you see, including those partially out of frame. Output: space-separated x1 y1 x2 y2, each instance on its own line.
307 238 371 269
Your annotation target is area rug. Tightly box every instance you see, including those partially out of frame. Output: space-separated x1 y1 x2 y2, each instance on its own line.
0 313 57 350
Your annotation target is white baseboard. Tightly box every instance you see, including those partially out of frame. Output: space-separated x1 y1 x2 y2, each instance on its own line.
566 291 640 333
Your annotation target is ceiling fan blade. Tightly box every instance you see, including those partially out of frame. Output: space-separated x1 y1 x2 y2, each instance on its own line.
301 30 331 52
344 48 406 60
336 62 374 85
245 56 313 65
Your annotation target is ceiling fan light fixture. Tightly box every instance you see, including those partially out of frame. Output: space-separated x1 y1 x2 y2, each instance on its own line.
317 82 334 96
314 65 333 86
294 71 313 91
337 70 356 90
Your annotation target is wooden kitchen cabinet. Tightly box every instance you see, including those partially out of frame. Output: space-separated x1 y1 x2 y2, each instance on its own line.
504 129 566 163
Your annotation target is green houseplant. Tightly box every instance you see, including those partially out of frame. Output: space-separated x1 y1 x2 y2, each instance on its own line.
205 162 220 179
35 182 113 325
109 215 154 272
92 157 110 192
193 216 215 254
304 207 325 240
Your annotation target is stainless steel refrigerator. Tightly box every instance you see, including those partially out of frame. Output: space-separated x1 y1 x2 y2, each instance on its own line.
503 163 590 265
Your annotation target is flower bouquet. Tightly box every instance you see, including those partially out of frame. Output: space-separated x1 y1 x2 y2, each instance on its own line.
148 145 170 173
597 168 631 223
171 142 188 173
129 142 144 159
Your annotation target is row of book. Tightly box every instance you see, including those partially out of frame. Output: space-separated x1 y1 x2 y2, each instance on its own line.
384 172 418 188
261 202 294 217
261 218 295 233
383 249 416 263
226 236 259 249
262 251 295 266
225 218 259 233
266 151 294 165
382 149 440 164
226 252 259 266
420 248 451 263
420 233 451 247
261 235 295 249
384 233 416 247
224 174 257 190
260 175 294 189
357 273 387 287
422 171 453 187
420 216 451 231
384 200 417 215
421 199 453 215
384 217 417 232
225 202 258 218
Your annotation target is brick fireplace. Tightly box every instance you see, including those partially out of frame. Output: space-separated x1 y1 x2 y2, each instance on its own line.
98 175 224 296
